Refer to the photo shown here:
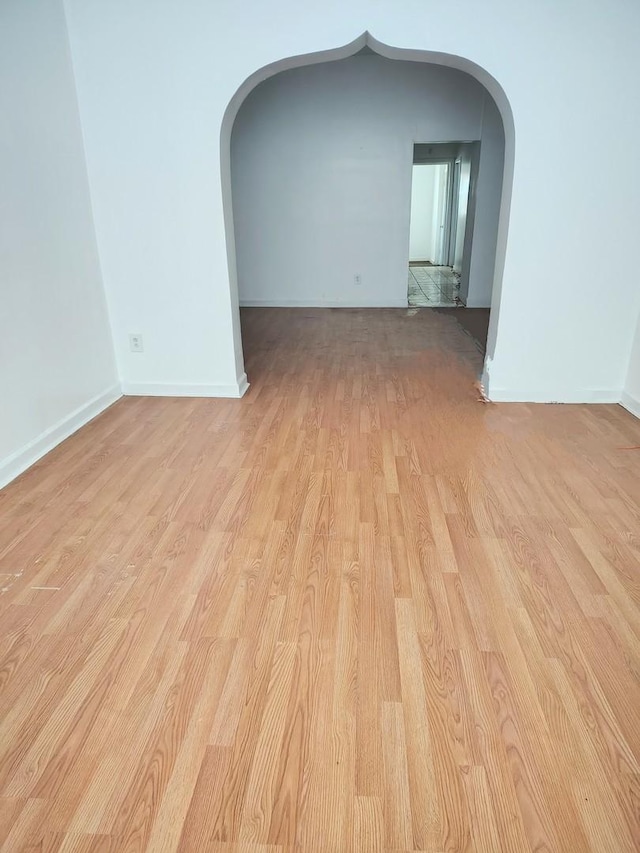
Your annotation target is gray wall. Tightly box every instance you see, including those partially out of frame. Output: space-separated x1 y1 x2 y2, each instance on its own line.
232 54 503 308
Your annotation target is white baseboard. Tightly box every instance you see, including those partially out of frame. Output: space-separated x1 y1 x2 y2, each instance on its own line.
121 375 249 398
240 298 408 308
464 298 492 309
620 391 640 419
236 372 250 398
487 387 622 404
0 383 122 491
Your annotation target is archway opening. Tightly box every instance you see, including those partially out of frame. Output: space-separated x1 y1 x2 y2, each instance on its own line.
220 33 514 395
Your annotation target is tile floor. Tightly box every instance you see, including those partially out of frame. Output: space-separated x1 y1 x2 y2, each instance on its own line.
408 264 461 307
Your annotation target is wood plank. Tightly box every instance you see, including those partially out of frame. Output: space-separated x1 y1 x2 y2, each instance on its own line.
0 306 638 850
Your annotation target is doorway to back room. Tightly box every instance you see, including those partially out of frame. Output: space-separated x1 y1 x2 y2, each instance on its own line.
408 142 475 308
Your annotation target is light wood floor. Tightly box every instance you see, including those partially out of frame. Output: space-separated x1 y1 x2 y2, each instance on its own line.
1 307 640 852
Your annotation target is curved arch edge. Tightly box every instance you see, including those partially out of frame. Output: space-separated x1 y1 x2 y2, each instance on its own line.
219 33 515 393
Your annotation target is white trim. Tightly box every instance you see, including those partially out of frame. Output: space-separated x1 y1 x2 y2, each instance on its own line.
620 391 640 419
487 387 622 404
0 384 122 491
240 299 408 308
464 298 491 308
236 372 250 397
121 377 249 398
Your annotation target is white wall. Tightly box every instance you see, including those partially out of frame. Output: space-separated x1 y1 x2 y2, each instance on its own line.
62 0 640 404
466 96 505 308
0 0 119 489
63 1 252 398
409 166 437 263
453 154 472 278
232 56 487 307
459 144 480 305
622 311 640 418
432 164 449 265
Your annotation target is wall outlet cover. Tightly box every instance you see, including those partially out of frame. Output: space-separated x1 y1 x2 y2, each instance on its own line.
129 334 144 352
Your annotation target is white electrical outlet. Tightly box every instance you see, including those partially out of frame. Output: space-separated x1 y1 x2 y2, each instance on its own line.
354 273 362 286
129 334 144 353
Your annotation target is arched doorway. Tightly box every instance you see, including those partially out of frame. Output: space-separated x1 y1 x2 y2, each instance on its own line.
220 33 514 394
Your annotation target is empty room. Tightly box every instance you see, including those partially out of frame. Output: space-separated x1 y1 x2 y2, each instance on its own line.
1 1 640 851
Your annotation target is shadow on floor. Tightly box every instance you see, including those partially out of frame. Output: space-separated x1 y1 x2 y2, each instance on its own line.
433 307 490 353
